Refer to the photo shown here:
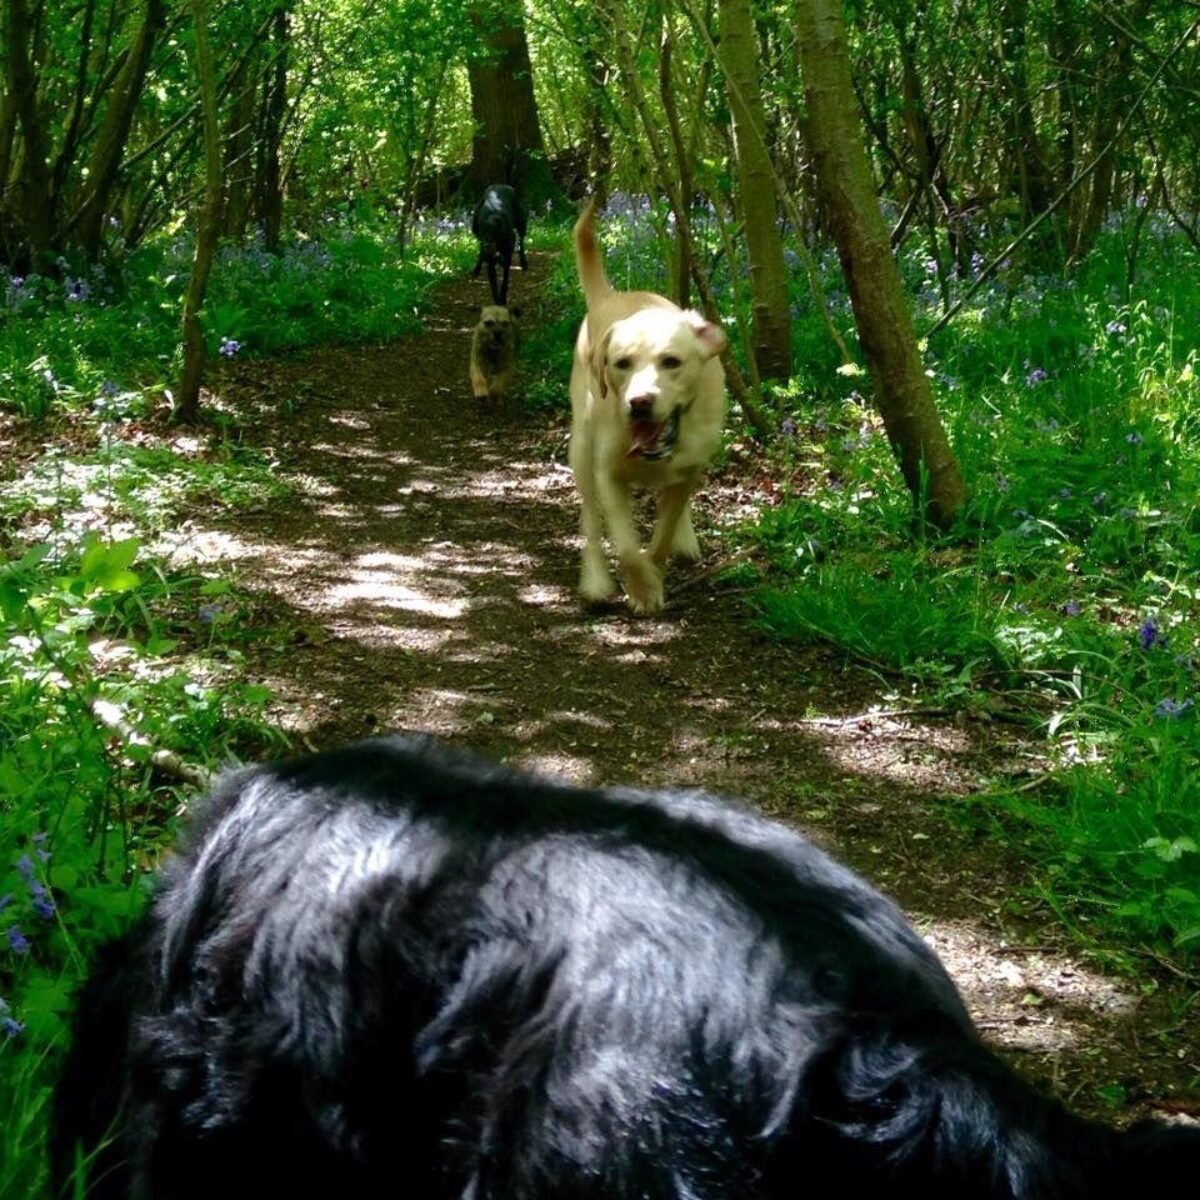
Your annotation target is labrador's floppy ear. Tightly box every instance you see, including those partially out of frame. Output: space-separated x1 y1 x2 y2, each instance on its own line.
682 310 728 359
590 326 613 398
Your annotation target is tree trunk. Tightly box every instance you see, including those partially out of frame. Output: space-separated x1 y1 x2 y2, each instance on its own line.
221 55 256 238
176 0 224 425
793 0 966 527
74 0 166 258
465 0 557 206
718 0 793 380
998 0 1052 231
4 0 56 267
256 5 289 253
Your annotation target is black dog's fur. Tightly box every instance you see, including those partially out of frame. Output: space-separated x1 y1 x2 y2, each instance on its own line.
471 183 528 304
53 736 1199 1199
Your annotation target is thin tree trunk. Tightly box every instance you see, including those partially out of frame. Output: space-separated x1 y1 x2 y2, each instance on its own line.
657 14 696 308
176 0 224 426
257 5 289 252
74 0 166 258
794 0 966 527
718 0 793 380
221 55 255 238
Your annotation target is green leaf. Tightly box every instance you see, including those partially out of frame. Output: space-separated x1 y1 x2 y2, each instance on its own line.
79 537 142 594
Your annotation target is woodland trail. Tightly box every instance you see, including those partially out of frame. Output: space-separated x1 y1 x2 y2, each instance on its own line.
172 251 1198 1119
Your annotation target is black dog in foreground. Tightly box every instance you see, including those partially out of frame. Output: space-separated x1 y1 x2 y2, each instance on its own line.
53 736 1198 1199
471 183 528 304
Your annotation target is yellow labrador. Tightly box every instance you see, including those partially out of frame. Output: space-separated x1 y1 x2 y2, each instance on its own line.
568 199 727 614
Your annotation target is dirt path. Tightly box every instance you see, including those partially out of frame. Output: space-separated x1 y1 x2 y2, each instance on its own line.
171 253 1197 1120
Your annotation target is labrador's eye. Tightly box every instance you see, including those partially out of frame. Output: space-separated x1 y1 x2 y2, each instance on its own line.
614 357 632 371
661 355 682 369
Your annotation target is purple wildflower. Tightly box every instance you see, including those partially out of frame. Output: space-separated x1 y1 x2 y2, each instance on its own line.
14 854 34 881
1125 432 1142 445
2 1016 24 1038
0 894 12 913
1154 698 1193 719
1139 618 1162 651
1092 491 1108 508
32 896 56 920
219 337 242 358
1026 367 1048 386
1063 601 1081 617
198 602 225 625
7 926 31 955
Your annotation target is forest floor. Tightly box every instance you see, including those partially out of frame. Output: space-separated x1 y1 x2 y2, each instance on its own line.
170 252 1199 1121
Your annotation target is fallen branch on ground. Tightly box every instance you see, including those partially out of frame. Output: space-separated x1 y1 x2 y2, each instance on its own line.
92 698 215 790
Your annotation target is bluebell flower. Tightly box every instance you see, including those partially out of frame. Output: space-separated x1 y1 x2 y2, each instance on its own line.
1058 487 1071 499
0 895 12 913
14 854 34 881
7 926 31 954
2 1016 24 1038
1125 432 1142 445
780 417 797 437
32 897 55 920
1026 368 1048 385
219 337 242 358
1063 601 1081 616
1092 491 1108 508
1154 698 1192 719
198 602 225 625
1139 618 1162 651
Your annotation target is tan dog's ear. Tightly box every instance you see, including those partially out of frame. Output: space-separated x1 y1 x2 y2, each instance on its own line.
682 310 728 359
590 327 613 398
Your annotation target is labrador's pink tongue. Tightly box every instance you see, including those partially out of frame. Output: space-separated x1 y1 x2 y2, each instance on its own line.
627 418 664 457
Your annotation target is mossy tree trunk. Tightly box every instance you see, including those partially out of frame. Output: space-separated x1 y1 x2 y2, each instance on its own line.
718 0 793 381
3 0 55 267
74 0 166 259
793 0 966 526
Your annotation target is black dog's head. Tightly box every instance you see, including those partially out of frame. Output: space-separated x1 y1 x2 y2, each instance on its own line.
52 736 1200 1200
473 183 519 251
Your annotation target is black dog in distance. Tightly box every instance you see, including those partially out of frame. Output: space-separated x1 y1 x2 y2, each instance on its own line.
53 736 1199 1199
471 183 528 305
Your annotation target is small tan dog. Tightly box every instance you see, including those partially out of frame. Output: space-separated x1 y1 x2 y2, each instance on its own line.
470 304 519 402
568 198 727 614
